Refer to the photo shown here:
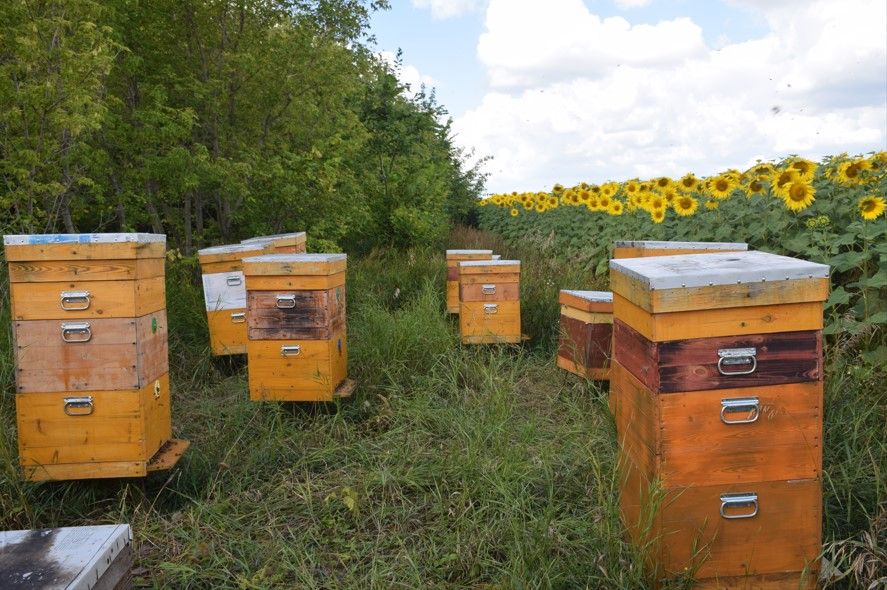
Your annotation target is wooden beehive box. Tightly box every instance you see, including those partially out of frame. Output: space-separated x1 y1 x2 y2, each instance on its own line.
242 232 307 254
243 253 348 402
557 290 613 380
612 240 748 259
445 250 493 313
609 251 829 587
4 233 187 481
198 242 270 355
458 259 521 344
0 524 132 589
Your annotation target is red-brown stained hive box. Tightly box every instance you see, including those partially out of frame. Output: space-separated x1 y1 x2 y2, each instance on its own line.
557 290 613 380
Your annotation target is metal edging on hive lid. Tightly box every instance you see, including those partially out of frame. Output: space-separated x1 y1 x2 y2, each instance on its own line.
197 242 268 256
242 253 346 264
609 250 829 290
612 240 748 250
241 232 306 243
458 259 520 267
561 290 613 303
3 233 165 245
446 249 493 255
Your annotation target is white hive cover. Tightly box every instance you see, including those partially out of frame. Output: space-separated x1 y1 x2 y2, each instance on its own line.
446 249 493 255
242 253 347 264
242 232 306 243
613 240 748 250
198 242 267 256
609 250 829 290
3 233 165 245
561 290 613 303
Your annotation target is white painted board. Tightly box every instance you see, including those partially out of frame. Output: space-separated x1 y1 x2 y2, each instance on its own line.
4 233 164 245
561 290 613 303
202 271 246 311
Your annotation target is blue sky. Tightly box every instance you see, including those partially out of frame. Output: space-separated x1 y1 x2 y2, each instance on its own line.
370 1 887 192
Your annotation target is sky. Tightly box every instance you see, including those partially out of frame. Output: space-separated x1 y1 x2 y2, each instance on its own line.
371 0 887 194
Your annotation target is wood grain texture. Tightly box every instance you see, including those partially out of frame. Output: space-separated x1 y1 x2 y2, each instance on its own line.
612 362 822 486
197 245 269 266
11 276 165 320
22 461 148 481
558 291 613 313
458 272 520 286
613 293 823 341
459 301 521 343
690 572 819 590
8 258 164 283
199 260 244 274
245 272 345 291
459 282 520 302
619 454 821 581
558 315 612 371
555 356 610 381
610 271 829 314
206 308 248 355
247 288 345 340
613 320 822 393
447 281 460 314
242 257 346 276
560 306 613 324
14 313 168 392
4 241 165 262
613 246 745 259
247 333 347 401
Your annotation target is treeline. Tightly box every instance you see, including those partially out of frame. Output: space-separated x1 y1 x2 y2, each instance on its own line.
0 0 484 252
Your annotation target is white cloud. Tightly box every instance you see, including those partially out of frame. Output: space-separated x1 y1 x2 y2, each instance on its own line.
614 0 652 8
411 0 483 19
378 50 436 94
454 0 887 192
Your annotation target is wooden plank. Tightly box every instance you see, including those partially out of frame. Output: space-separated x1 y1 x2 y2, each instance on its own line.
613 293 823 341
558 290 613 313
206 308 248 355
691 571 819 589
146 438 190 472
460 282 520 302
245 272 346 291
197 243 269 265
558 315 612 370
242 232 307 253
458 263 520 276
446 266 460 280
199 260 244 274
247 334 346 401
560 306 613 324
15 314 168 392
142 374 172 460
610 361 659 466
242 254 346 276
556 356 610 380
612 319 661 391
461 334 523 344
22 461 147 481
247 288 345 340
458 272 520 285
613 246 745 259
459 301 520 342
7 257 164 283
446 281 460 313
11 276 165 320
610 270 829 314
446 250 493 260
4 241 164 262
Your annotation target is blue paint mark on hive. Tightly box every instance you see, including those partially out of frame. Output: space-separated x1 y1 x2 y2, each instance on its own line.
338 339 342 355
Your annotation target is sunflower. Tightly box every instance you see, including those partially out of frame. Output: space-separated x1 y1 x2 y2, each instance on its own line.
678 173 698 192
705 199 719 210
708 174 737 200
552 183 564 195
624 180 640 195
858 195 886 220
587 196 600 211
590 185 602 196
608 201 624 216
578 189 591 203
674 195 698 216
510 208 519 217
547 196 559 208
599 195 612 210
772 169 800 198
783 181 815 211
789 158 817 181
867 151 887 174
745 179 765 196
650 209 666 224
649 195 666 212
749 163 776 178
535 203 546 213
654 177 672 191
663 189 678 205
836 159 870 185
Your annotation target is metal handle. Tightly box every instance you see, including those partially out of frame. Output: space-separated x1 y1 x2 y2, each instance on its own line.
60 291 91 311
281 345 301 357
484 304 498 314
226 275 242 286
720 397 760 425
720 493 758 519
230 312 246 323
61 322 92 343
276 294 297 309
481 284 497 295
64 396 94 416
717 347 757 376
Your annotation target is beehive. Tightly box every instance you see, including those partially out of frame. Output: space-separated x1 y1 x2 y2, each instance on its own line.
557 290 613 380
242 231 307 254
609 251 829 587
446 250 493 313
198 242 270 355
612 240 748 259
458 259 521 344
243 253 348 401
4 233 187 481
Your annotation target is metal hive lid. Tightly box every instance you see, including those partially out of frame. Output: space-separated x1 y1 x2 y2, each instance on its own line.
241 232 306 243
609 250 829 290
242 253 347 264
612 240 748 250
197 242 267 256
446 249 493 255
458 259 520 267
561 290 613 303
3 233 165 245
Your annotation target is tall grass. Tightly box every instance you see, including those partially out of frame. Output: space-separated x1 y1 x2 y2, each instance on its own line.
0 232 883 588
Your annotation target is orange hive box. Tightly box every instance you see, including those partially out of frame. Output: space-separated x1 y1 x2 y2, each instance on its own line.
445 249 493 313
458 259 521 344
3 233 188 481
557 290 613 381
243 253 349 402
241 232 307 254
609 251 829 588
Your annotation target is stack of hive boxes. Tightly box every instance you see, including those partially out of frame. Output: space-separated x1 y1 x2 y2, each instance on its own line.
445 249 493 314
198 242 270 355
243 253 349 401
557 290 613 380
610 251 828 587
458 259 521 344
242 232 307 254
612 240 748 259
5 233 185 481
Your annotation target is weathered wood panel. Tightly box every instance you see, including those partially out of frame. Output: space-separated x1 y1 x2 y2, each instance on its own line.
241 253 346 276
4 240 165 262
8 257 164 283
246 272 345 291
247 288 345 340
458 272 520 285
11 276 165 321
459 282 520 302
206 308 248 355
22 461 147 481
558 315 612 371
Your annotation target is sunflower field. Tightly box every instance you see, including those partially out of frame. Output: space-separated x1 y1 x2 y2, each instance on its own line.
478 152 887 355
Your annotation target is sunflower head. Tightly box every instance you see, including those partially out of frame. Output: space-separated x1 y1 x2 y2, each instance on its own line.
858 195 886 220
705 200 719 210
674 195 698 216
510 208 519 217
790 158 817 180
608 201 624 216
651 209 665 224
783 181 816 212
679 173 697 191
552 183 565 195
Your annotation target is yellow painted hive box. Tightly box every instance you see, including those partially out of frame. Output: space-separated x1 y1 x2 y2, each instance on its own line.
557 290 613 381
609 250 829 587
242 231 307 254
458 259 520 344
243 253 348 402
445 249 493 313
198 242 271 355
3 233 185 481
611 239 748 259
